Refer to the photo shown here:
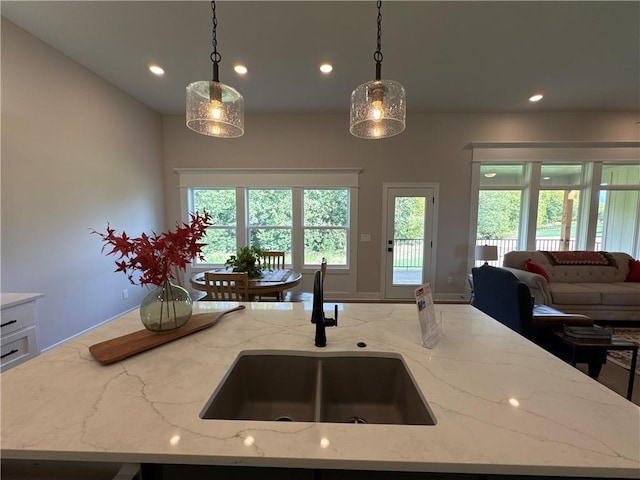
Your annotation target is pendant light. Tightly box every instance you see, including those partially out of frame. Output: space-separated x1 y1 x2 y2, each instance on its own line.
186 1 244 138
349 0 406 139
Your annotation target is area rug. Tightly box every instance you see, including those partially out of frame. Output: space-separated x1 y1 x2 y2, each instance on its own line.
607 328 640 375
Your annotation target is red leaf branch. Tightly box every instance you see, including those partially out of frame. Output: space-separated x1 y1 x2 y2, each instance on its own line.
92 211 213 287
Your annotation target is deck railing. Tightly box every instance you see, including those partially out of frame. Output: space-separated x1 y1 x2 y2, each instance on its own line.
394 237 604 269
476 238 603 266
393 239 424 269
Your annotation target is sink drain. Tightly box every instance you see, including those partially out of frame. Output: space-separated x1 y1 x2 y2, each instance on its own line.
273 415 294 422
346 416 367 424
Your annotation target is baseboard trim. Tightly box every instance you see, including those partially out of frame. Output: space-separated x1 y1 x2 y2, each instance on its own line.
324 292 381 302
434 293 471 304
325 292 470 304
41 306 139 353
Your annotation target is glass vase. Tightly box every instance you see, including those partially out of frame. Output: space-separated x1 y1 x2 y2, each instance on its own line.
140 280 193 333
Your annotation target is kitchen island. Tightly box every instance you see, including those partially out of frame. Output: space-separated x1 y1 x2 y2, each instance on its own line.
1 302 638 478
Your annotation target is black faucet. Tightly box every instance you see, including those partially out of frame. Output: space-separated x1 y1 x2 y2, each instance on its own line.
310 270 338 347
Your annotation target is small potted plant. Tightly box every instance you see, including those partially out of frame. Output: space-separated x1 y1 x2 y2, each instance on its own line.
225 246 264 279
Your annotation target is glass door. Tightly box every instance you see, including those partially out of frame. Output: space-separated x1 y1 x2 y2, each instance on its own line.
384 187 435 299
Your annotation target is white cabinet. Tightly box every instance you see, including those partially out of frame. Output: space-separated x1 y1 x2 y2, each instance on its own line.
1 293 43 372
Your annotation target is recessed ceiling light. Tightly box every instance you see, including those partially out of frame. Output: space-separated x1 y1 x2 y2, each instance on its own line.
529 94 543 102
234 65 248 75
320 63 333 74
149 65 165 76
484 172 497 178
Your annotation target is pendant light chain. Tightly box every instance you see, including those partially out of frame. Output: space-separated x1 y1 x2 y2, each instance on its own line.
374 0 383 80
210 1 221 82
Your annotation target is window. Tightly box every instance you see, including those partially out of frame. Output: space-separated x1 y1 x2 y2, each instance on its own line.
536 164 584 251
476 165 524 265
248 189 293 263
191 187 351 268
476 162 589 258
471 155 640 259
303 189 349 265
179 168 360 272
598 164 640 254
192 189 237 264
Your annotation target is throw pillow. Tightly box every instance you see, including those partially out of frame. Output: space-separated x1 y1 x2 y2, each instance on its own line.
625 258 640 282
525 259 550 282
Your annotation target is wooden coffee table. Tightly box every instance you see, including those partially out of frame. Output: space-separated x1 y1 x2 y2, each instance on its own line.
553 330 638 401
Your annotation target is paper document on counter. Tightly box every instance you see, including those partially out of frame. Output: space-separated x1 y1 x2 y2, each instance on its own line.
414 283 444 348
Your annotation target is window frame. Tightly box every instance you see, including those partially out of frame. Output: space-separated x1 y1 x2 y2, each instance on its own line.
468 142 640 269
190 187 239 265
596 163 640 254
302 187 350 267
247 187 294 264
178 168 361 277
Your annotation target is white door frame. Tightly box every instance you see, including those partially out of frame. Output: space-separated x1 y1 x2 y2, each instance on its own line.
381 183 439 300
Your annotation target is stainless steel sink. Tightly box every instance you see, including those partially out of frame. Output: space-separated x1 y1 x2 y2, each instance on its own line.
200 351 436 425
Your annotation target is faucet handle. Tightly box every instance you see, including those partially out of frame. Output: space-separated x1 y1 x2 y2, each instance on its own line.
324 305 339 327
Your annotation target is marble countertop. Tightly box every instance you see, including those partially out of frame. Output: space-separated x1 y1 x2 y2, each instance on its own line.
1 302 638 477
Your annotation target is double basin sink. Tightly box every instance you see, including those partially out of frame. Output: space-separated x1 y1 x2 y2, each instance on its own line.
200 350 436 425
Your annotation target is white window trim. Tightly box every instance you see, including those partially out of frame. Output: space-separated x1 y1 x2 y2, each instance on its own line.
469 141 640 163
468 142 640 270
175 168 361 188
177 168 362 296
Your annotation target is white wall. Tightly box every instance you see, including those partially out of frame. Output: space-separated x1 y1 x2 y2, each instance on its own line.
162 112 639 299
1 19 166 350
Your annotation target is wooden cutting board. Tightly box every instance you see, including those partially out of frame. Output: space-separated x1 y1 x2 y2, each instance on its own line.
89 305 245 365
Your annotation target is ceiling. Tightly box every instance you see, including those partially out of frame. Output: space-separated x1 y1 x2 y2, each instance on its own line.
2 1 639 116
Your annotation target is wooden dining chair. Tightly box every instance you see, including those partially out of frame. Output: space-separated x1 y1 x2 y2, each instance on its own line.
258 251 286 301
203 272 249 301
261 251 286 270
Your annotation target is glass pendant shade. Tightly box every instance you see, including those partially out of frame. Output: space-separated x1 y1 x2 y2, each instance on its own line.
350 79 406 139
186 80 244 138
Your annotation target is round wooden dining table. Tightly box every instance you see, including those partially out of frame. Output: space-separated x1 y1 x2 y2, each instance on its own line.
190 268 302 301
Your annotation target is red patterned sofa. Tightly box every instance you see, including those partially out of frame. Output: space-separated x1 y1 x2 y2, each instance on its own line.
501 251 640 322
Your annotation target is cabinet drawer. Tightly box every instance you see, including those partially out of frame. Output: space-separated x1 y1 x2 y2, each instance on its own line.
1 303 35 337
1 327 38 372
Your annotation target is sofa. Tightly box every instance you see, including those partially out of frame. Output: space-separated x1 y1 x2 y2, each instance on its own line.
501 250 640 322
